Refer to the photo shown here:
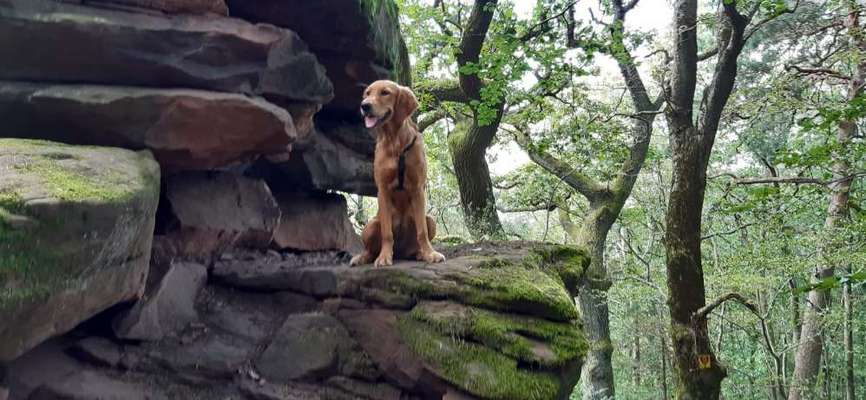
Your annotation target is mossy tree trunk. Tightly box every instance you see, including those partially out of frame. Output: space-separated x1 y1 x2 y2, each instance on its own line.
575 203 617 399
662 0 749 397
417 0 506 240
449 118 505 238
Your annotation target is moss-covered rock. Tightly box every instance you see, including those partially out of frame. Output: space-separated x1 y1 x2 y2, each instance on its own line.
0 139 160 362
397 316 563 400
215 242 588 399
409 301 586 368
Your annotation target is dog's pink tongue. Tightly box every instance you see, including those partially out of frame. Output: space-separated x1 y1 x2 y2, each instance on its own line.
364 116 379 128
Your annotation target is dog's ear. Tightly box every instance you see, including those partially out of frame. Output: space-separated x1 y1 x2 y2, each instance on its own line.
393 85 418 125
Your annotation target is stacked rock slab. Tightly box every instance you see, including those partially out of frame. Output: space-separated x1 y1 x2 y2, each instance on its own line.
0 0 332 171
0 139 160 362
0 83 297 172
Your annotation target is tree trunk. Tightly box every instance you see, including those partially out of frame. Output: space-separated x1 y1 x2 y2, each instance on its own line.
448 121 505 239
665 128 727 400
633 315 642 387
558 206 581 241
789 5 862 398
844 274 855 400
577 205 616 400
354 194 368 227
661 325 670 400
789 266 834 400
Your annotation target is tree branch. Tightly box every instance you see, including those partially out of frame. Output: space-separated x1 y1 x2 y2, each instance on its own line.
785 64 852 80
701 222 755 241
697 0 749 140
512 129 609 201
518 0 580 43
694 292 760 321
734 172 866 186
418 109 448 133
456 0 497 100
416 80 470 105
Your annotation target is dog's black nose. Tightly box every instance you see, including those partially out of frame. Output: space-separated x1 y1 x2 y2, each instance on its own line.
360 102 372 114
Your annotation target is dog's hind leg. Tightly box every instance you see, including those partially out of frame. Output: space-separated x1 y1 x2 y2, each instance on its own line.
412 198 445 264
351 218 381 266
426 215 436 240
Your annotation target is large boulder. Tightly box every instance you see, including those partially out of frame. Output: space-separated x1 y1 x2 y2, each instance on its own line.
281 127 377 196
255 313 376 382
214 243 590 399
0 82 296 172
0 139 160 362
0 0 333 104
272 191 363 253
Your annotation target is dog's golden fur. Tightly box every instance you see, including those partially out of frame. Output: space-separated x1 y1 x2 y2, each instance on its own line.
350 80 445 267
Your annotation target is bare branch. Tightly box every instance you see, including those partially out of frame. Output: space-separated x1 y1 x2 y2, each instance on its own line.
701 222 756 241
734 172 866 186
785 64 852 80
694 292 760 321
697 47 719 61
498 203 558 213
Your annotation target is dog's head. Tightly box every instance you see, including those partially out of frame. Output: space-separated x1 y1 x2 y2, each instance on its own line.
360 80 418 130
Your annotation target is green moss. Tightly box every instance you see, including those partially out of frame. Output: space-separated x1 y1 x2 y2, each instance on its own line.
367 259 578 321
527 245 590 296
410 302 587 367
14 159 131 204
397 316 561 400
464 265 579 321
0 189 24 215
434 235 468 245
0 139 160 312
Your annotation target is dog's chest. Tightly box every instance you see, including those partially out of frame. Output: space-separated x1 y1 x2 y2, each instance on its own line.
375 157 411 191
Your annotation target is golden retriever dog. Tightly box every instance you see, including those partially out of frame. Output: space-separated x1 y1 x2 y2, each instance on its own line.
350 80 446 267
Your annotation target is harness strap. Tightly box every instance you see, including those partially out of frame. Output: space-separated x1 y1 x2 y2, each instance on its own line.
396 135 418 191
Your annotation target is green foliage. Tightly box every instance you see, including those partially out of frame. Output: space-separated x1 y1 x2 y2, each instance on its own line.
396 1 866 398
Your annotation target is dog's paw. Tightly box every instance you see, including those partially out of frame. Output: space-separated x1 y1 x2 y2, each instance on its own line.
420 250 446 264
350 254 366 267
374 252 393 267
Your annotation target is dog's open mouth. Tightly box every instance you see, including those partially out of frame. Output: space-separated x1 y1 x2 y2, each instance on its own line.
363 110 391 129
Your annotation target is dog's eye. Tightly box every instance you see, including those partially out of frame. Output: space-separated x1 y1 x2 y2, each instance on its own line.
381 90 391 96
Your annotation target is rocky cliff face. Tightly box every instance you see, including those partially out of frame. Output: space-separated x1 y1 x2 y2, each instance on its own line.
0 1 587 399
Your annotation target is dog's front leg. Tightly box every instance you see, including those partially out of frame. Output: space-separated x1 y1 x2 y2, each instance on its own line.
375 192 395 267
412 191 445 264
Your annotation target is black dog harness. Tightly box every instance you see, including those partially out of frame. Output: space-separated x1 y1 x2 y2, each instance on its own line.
396 135 418 191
